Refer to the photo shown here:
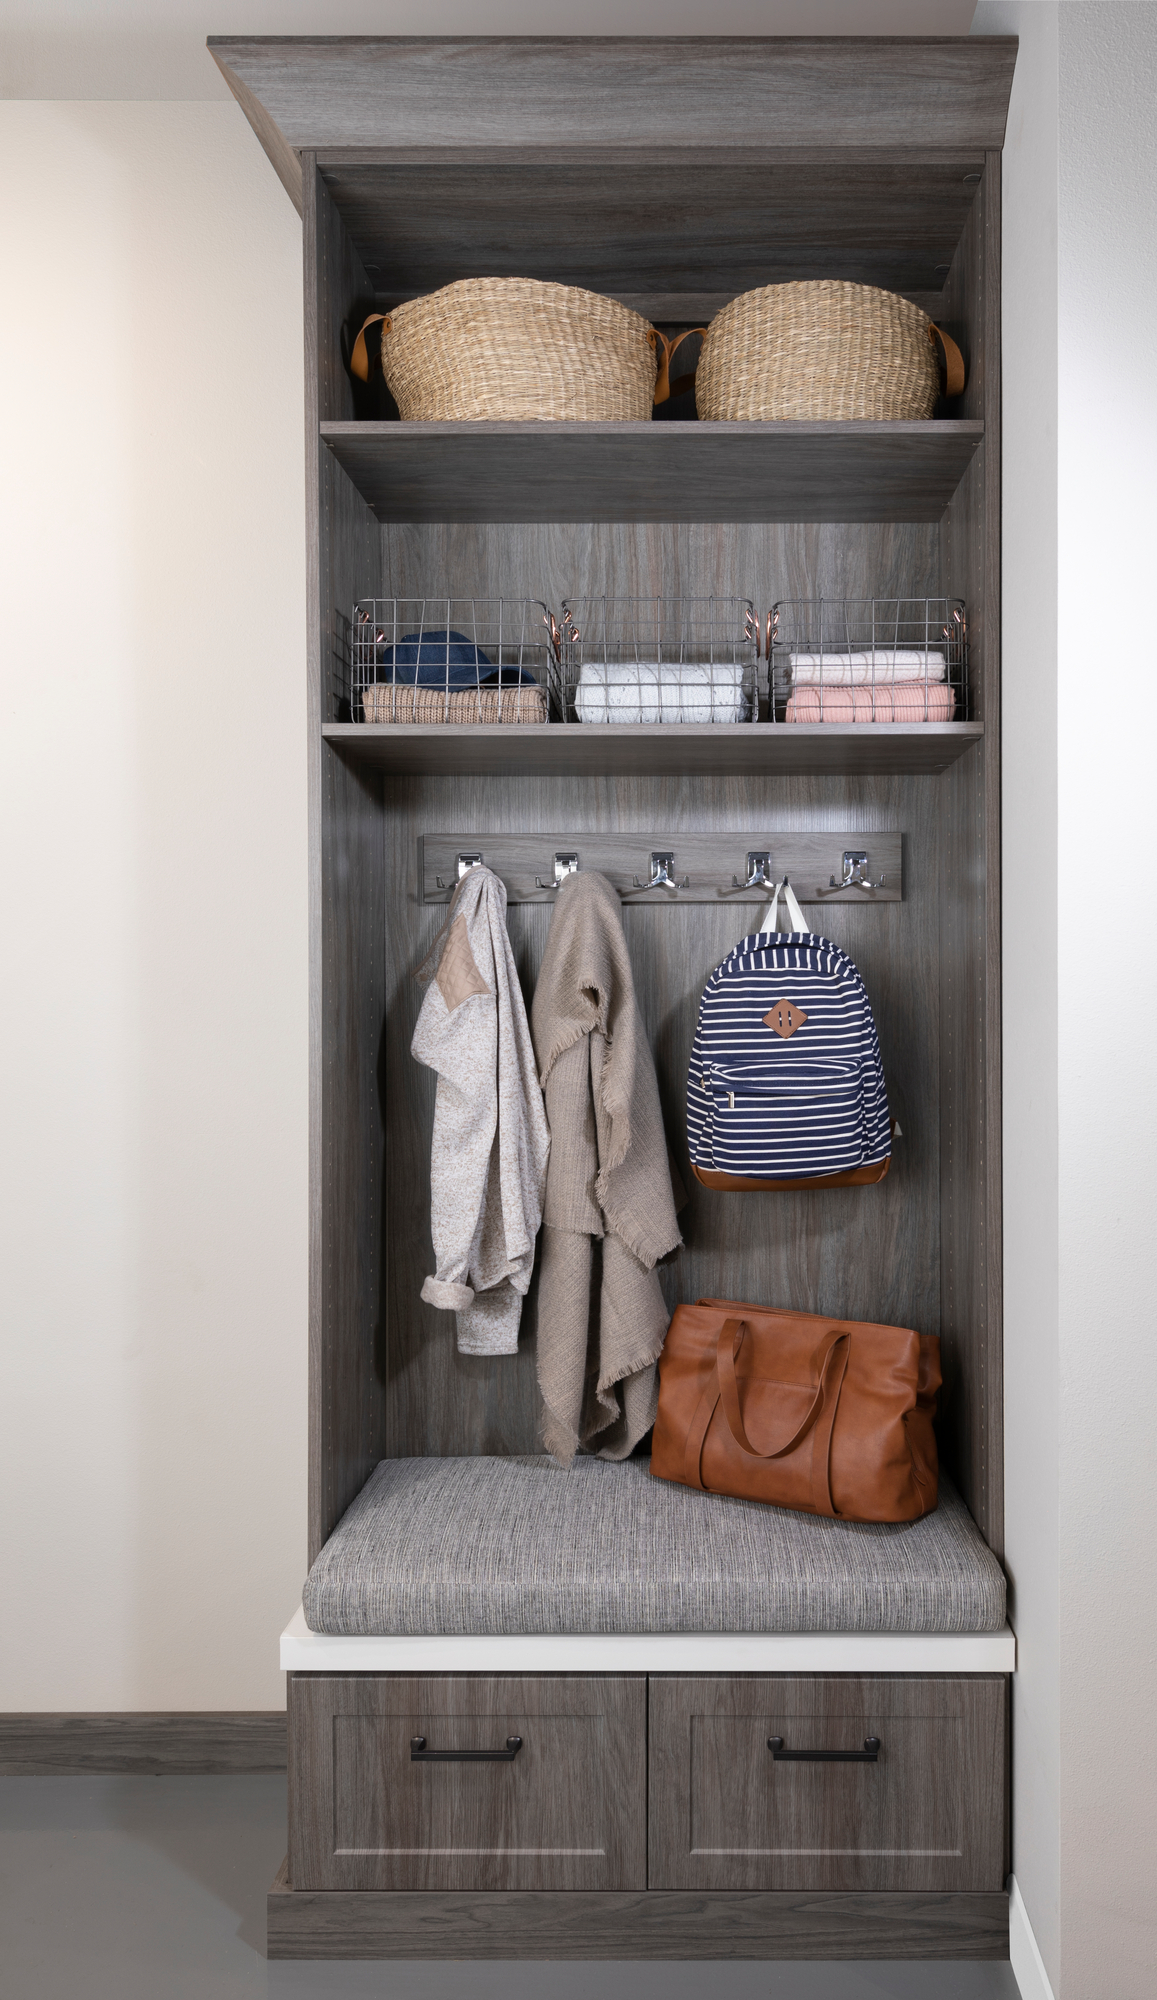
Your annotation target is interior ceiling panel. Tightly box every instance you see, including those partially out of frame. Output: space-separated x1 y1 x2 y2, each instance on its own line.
321 161 983 302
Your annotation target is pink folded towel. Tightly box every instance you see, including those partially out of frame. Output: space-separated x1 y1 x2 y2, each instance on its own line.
785 683 956 724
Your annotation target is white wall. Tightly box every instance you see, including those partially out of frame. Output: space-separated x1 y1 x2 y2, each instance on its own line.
975 6 1157 1997
971 5 1062 1988
1056 9 1157 1997
0 101 307 1708
0 2 978 100
5 19 1156 1995
0 0 1005 1718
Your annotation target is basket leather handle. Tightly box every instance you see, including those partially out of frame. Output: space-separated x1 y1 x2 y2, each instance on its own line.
928 322 965 397
652 326 709 405
350 312 392 383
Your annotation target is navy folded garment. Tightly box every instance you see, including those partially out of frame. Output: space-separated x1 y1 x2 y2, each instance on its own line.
375 629 537 687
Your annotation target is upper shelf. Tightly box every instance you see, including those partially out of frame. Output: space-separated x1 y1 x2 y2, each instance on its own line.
322 722 984 780
321 420 984 526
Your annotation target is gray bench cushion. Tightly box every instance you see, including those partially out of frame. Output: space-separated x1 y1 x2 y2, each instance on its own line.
303 1455 1006 1636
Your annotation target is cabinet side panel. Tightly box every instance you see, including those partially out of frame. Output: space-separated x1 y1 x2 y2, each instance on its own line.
307 161 387 1558
939 152 1002 1549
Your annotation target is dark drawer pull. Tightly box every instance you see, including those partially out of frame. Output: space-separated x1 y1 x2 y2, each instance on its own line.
410 1734 523 1763
768 1735 881 1762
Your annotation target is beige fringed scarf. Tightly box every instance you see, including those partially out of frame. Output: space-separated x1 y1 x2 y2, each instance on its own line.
530 871 683 1464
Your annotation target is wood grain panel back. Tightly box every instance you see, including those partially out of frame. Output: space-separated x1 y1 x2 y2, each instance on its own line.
381 772 941 1463
317 159 985 306
380 518 941 612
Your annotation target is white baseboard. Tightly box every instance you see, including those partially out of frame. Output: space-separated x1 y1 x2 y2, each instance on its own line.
1009 1876 1057 2000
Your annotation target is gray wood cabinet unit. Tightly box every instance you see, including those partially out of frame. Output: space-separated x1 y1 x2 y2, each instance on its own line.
209 32 1017 1961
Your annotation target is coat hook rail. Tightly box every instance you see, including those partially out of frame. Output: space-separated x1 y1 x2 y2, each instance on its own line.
420 834 902 907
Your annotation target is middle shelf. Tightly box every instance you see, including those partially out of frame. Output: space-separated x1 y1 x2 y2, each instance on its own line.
321 419 985 525
322 721 984 779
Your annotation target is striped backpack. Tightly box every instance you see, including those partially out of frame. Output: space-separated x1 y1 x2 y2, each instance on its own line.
687 878 892 1190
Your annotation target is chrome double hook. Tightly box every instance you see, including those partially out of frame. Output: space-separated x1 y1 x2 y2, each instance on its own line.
818 850 887 894
727 850 776 893
628 851 688 895
535 853 579 891
434 852 484 891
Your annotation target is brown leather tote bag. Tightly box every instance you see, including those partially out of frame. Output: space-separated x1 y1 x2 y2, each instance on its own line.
651 1298 940 1523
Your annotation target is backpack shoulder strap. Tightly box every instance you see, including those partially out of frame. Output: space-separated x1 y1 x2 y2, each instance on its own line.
755 876 807 937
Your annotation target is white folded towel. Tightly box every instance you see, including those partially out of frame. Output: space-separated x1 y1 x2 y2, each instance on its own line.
575 659 749 725
786 649 947 685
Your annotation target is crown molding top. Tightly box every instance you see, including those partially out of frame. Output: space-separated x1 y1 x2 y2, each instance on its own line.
208 35 1018 176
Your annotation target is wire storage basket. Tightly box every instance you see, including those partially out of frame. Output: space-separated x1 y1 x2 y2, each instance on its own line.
351 600 562 724
768 599 967 723
558 598 762 726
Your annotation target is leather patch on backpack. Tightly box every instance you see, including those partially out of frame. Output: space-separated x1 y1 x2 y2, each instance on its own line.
764 999 807 1039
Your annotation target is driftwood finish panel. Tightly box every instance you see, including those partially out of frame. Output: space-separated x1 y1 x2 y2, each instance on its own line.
323 421 984 527
366 517 954 1471
939 156 1003 1551
267 1864 1010 1960
288 1674 646 1892
316 158 985 305
648 1675 1008 1894
0 1712 287 1777
379 517 942 612
306 163 388 1561
324 722 984 781
380 771 942 1465
210 37 1018 160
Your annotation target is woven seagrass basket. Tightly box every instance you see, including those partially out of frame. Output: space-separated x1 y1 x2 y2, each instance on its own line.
695 281 963 421
351 278 659 421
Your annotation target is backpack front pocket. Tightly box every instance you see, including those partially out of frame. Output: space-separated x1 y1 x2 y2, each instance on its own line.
706 1058 866 1179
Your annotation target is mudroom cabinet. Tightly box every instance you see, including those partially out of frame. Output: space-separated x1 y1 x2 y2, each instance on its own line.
207 33 1018 1962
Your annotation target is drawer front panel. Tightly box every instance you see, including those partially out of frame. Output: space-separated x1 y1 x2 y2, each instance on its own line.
649 1675 1007 1893
289 1673 646 1891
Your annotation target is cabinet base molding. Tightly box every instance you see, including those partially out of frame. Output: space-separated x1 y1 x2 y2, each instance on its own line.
0 1712 287 1776
266 1863 1009 1961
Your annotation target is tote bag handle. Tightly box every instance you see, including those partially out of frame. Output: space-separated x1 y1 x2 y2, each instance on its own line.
682 1317 850 1517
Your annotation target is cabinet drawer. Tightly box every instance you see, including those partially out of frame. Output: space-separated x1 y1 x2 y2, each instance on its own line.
288 1673 646 1891
649 1675 1007 1893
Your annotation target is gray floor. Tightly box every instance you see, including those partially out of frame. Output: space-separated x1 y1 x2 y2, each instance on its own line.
0 1775 1021 2000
